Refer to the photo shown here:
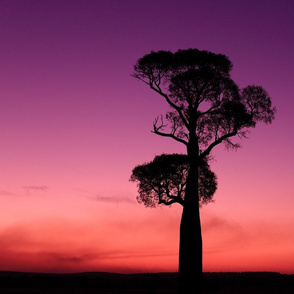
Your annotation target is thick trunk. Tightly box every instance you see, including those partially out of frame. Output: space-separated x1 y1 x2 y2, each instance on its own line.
178 135 202 294
179 194 202 294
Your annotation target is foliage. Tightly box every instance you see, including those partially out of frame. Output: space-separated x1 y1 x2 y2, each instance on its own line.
130 154 217 208
133 49 276 157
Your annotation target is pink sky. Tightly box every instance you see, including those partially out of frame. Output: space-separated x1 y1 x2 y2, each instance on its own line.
0 0 294 274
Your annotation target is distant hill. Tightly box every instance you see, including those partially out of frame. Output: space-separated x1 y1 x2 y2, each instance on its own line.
0 271 293 293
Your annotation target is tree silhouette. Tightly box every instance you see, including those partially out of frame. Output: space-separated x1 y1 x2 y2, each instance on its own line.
130 154 217 208
131 48 276 294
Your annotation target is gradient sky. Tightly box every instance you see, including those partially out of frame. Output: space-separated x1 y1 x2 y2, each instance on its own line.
1 0 294 274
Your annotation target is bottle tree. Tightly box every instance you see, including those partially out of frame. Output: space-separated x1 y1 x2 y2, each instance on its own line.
131 49 276 294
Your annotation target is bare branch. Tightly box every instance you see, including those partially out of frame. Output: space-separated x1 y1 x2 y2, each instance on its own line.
199 98 223 116
152 129 188 146
149 85 189 129
200 131 237 158
131 73 152 86
152 116 188 146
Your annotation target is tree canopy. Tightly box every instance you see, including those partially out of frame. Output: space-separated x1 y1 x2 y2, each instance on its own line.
133 49 276 158
130 154 217 208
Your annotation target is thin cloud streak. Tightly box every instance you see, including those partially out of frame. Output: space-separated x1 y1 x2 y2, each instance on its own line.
96 194 135 204
0 190 19 197
23 186 48 196
76 189 136 204
0 186 48 198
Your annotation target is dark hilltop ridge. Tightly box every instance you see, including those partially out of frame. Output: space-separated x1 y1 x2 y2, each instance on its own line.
0 271 293 293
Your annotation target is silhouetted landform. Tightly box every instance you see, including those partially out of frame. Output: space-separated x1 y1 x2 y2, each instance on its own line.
0 271 293 293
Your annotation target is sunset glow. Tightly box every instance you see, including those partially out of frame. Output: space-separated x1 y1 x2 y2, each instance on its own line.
0 0 294 274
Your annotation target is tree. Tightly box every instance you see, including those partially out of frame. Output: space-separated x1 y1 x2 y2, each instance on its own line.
131 48 276 294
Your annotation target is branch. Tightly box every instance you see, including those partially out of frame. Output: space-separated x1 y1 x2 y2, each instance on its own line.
131 73 151 86
199 99 223 116
152 129 188 145
158 168 185 207
152 116 188 146
150 85 189 129
200 131 237 158
158 195 184 206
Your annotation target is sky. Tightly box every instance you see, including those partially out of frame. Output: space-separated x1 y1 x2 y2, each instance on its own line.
0 0 294 274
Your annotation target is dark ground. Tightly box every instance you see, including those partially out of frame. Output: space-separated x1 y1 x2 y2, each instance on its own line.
0 271 293 294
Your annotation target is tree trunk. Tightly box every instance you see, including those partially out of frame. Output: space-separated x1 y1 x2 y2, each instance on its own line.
179 198 202 294
178 135 202 294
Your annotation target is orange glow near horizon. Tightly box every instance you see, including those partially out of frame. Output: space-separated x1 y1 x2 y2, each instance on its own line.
1 193 294 274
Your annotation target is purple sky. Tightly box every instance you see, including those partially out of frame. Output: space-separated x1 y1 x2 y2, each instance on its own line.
0 0 294 273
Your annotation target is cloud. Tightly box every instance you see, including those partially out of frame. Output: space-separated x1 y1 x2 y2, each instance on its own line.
22 185 48 196
0 190 18 197
0 223 99 272
75 188 135 204
0 220 177 273
36 251 98 264
201 213 252 257
23 185 48 190
202 214 245 235
96 194 135 204
0 186 49 198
